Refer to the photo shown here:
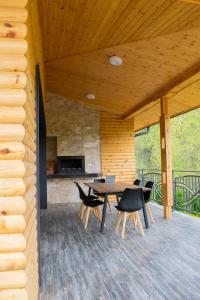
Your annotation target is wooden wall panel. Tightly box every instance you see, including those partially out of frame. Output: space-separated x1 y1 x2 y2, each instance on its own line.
100 112 135 183
0 1 44 299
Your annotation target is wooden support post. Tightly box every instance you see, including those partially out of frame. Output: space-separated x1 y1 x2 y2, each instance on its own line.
160 97 173 219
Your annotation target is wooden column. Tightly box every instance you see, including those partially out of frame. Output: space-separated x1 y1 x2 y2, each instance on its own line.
160 97 173 219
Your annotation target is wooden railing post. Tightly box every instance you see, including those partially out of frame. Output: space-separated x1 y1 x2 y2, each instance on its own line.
160 97 173 218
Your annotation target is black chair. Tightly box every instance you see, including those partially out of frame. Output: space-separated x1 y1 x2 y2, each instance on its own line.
74 182 104 229
116 179 141 203
143 181 154 224
133 179 141 186
115 188 145 238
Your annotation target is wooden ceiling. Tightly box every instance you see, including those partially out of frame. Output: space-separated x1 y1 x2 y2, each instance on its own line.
38 0 200 131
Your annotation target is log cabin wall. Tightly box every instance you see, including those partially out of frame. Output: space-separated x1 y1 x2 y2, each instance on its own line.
0 0 44 299
100 112 136 182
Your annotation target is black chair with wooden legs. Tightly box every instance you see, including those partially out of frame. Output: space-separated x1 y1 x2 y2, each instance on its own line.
116 179 141 203
133 179 141 186
115 188 145 239
143 181 154 224
74 182 104 229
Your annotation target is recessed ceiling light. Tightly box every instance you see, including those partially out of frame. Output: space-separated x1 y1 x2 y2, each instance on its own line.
86 93 96 100
109 55 123 66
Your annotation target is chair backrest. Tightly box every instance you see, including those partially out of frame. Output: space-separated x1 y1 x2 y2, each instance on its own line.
144 181 154 203
94 178 105 183
105 175 115 183
117 188 144 212
74 182 86 202
133 179 141 186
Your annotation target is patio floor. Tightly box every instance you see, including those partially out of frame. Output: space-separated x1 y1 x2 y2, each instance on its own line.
39 203 200 300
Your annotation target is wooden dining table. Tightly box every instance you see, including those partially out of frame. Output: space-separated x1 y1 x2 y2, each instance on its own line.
84 182 151 233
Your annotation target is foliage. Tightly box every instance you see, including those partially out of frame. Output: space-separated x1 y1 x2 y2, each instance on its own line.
135 108 200 171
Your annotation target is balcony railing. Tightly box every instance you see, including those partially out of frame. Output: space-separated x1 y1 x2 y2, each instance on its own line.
137 169 200 216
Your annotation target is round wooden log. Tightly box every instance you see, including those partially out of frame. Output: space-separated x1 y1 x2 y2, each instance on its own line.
23 130 36 152
0 124 25 142
0 106 25 123
0 289 27 300
0 89 26 106
0 72 27 88
0 142 25 160
0 55 27 71
0 252 26 271
0 160 24 178
0 142 36 162
0 160 35 178
23 115 36 138
24 209 36 241
0 38 27 54
24 199 35 223
0 7 28 23
23 146 36 163
0 270 27 289
0 1 28 8
24 175 36 192
0 178 25 196
0 196 25 215
0 233 26 253
0 215 25 234
0 22 27 38
24 186 36 208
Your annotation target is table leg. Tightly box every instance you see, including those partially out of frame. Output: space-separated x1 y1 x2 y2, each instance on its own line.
100 194 108 233
143 205 149 229
88 187 91 196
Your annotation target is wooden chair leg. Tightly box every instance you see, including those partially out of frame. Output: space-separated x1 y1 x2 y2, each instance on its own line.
96 207 102 222
82 206 87 224
146 203 155 224
121 212 128 239
80 204 86 221
136 212 144 236
84 207 90 229
115 212 123 232
131 213 137 228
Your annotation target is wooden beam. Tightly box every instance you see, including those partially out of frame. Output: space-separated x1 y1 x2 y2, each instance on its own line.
122 62 200 120
160 97 173 219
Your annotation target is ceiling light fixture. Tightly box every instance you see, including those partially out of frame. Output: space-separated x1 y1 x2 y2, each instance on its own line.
109 55 123 66
86 93 96 100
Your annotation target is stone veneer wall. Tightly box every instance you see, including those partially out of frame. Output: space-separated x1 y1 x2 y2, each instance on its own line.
45 92 101 173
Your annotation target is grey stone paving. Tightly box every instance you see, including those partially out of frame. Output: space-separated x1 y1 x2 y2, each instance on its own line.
40 203 200 300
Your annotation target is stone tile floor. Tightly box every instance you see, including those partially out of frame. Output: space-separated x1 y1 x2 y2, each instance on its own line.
40 203 200 300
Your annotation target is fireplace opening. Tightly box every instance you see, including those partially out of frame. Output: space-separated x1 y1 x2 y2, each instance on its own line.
57 156 85 174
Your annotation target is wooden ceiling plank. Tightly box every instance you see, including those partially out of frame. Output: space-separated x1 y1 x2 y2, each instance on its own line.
38 0 200 60
122 61 200 120
118 0 171 44
178 0 200 4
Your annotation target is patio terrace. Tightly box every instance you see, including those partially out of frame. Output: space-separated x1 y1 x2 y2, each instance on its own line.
40 203 200 300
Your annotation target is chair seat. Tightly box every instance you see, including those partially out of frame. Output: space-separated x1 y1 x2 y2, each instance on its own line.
87 195 98 201
86 200 104 207
114 205 141 212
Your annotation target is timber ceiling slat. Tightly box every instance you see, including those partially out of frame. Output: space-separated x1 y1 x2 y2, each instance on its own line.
46 27 200 118
38 0 200 60
38 0 200 131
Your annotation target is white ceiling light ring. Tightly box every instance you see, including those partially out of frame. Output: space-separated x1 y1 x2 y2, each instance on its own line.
109 55 123 66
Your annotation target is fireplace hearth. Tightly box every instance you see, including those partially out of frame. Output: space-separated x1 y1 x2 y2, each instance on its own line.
57 156 85 174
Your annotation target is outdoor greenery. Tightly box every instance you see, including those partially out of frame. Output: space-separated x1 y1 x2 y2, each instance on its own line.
135 108 200 216
135 108 200 171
